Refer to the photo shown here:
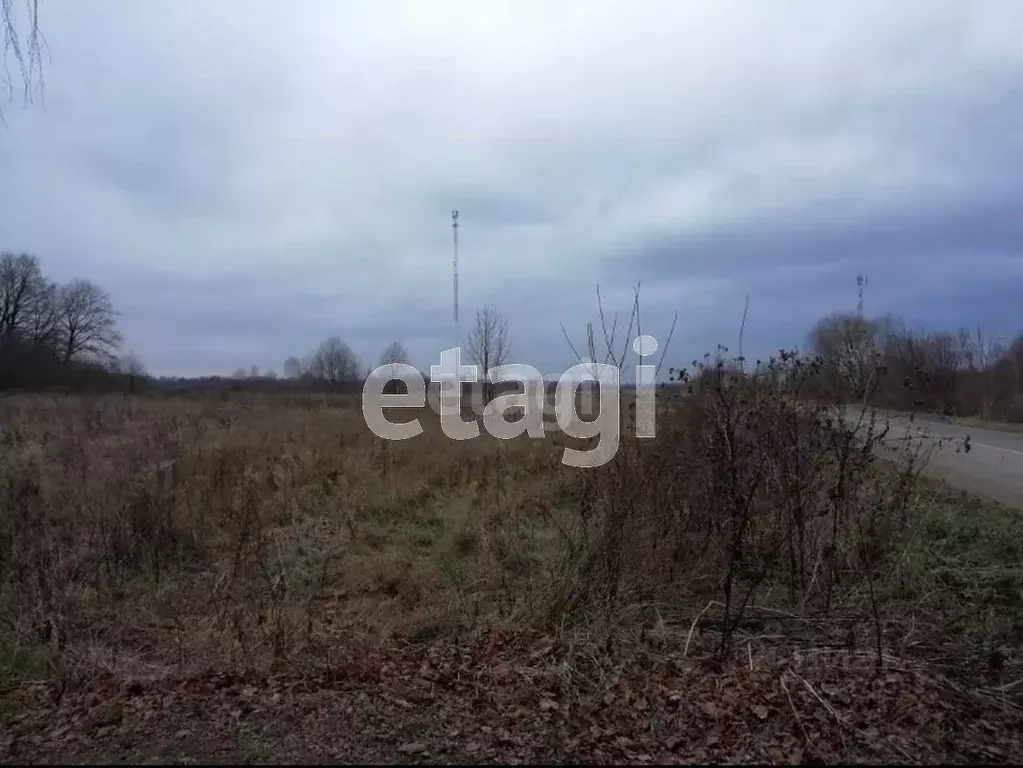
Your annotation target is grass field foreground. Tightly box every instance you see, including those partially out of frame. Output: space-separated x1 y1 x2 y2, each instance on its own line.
0 385 1020 763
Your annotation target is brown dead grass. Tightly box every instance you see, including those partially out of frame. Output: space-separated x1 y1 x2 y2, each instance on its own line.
0 392 594 684
0 386 1020 763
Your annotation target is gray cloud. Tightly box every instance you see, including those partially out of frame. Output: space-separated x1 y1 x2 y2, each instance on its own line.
2 1 1022 377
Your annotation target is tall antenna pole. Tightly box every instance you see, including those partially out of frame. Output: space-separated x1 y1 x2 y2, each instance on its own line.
856 274 867 317
452 210 459 325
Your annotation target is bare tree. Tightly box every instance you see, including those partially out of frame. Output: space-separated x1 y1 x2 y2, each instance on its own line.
0 253 64 355
117 349 146 376
24 278 59 348
249 364 260 379
232 367 248 379
56 279 122 364
307 336 360 383
809 311 880 397
467 305 511 402
2 0 45 116
126 351 146 376
300 351 316 378
0 252 46 334
283 355 302 379
104 349 146 393
378 340 409 369
378 340 410 393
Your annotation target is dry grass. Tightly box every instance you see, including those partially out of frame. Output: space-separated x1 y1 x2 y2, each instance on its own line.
936 413 1023 434
0 392 593 684
0 380 1020 762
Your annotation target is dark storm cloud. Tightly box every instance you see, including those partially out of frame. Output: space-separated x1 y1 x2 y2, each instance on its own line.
599 64 1023 363
624 192 1023 288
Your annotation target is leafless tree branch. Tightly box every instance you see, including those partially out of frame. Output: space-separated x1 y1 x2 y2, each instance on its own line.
654 309 679 378
467 305 511 403
563 283 677 383
2 0 47 119
57 278 122 365
738 294 749 372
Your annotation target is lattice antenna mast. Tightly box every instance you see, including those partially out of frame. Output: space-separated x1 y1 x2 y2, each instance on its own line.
452 210 459 325
856 274 867 317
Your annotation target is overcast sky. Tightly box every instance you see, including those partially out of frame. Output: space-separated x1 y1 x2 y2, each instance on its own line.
2 1 1022 378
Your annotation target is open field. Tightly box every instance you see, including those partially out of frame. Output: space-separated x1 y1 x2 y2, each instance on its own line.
1 390 1021 763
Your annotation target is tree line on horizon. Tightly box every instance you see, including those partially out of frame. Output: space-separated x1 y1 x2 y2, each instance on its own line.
5 252 1023 422
809 311 1023 420
0 252 144 391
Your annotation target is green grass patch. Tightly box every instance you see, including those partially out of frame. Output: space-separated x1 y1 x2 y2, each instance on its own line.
898 485 1023 612
938 415 1023 434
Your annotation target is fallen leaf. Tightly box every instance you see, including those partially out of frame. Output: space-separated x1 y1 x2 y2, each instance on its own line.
398 742 426 755
752 704 769 720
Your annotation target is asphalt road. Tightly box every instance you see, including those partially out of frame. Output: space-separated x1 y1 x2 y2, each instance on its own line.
840 408 1023 509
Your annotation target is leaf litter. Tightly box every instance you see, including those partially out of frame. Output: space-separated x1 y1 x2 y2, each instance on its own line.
1 630 1020 764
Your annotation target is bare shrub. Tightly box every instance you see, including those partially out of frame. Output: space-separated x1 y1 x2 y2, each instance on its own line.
549 347 935 664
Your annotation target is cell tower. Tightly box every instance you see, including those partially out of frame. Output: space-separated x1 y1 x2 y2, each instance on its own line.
856 274 868 317
452 210 459 325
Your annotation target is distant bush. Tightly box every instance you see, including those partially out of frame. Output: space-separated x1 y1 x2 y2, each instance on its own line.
809 311 1023 421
